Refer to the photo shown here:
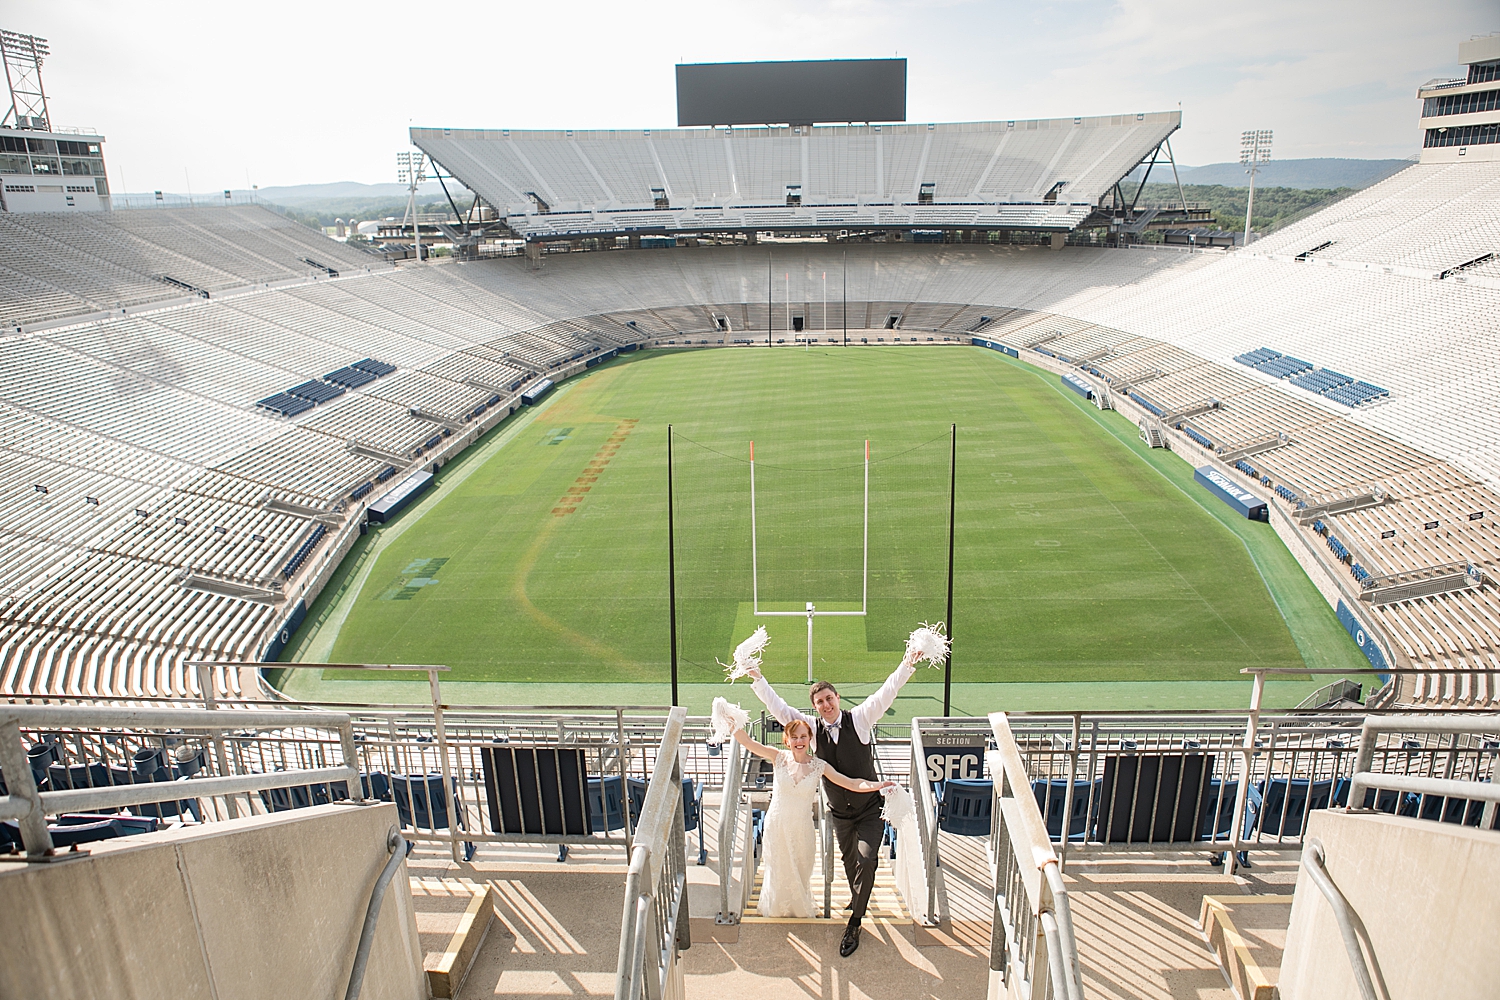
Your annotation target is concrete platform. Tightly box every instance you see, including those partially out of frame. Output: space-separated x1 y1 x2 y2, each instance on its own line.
683 917 988 1000
1062 854 1253 1000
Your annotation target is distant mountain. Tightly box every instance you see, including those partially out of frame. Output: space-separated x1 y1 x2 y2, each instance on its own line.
1171 158 1413 190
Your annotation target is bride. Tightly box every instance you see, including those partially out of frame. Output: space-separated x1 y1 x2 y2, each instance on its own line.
732 717 895 918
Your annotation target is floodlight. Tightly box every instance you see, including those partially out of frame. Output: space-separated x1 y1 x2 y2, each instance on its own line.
1239 130 1273 245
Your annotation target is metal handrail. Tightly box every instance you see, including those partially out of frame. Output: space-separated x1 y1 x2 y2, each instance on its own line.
1301 838 1379 1000
1349 715 1500 828
614 706 689 1000
988 712 1085 1000
909 721 941 924
343 826 406 1000
820 786 833 919
715 738 744 923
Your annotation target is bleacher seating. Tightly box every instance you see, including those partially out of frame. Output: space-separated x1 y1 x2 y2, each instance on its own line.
413 114 1182 241
0 206 388 328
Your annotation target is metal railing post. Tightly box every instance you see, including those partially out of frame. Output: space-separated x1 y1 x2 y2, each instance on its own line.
909 721 941 925
716 738 743 924
339 721 365 804
820 788 832 919
0 719 53 857
194 661 240 819
428 667 461 863
1059 713 1081 867
618 708 633 855
1228 670 1266 874
615 845 649 1000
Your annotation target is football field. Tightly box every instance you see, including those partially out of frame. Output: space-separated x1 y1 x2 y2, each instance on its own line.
281 345 1369 709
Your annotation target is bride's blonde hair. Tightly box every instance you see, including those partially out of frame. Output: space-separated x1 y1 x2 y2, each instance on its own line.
781 718 813 747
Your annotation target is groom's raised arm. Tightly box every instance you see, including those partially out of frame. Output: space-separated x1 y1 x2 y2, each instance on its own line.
748 670 812 729
848 650 919 738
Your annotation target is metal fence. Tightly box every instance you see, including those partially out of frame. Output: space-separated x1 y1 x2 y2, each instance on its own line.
1004 710 1500 869
335 705 737 863
0 704 361 857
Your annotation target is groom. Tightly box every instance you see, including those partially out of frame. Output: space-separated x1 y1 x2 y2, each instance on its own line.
747 647 919 957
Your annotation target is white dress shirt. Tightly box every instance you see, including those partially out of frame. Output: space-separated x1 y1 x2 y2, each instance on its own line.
750 661 916 749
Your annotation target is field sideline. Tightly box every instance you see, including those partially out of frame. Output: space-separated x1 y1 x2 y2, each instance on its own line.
279 345 1369 711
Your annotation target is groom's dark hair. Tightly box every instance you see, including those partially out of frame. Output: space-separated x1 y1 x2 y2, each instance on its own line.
809 680 838 700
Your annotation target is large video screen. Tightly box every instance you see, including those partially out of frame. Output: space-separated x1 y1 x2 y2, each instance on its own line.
676 59 906 127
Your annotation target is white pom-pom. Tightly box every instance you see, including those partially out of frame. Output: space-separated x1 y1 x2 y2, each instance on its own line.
710 697 749 745
881 784 916 826
718 626 770 682
906 621 950 668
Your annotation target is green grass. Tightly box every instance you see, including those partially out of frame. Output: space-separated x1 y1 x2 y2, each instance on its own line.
282 346 1369 703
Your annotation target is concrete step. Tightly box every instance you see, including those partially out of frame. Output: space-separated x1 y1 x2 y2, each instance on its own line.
1201 895 1292 1000
410 877 505 998
742 851 909 923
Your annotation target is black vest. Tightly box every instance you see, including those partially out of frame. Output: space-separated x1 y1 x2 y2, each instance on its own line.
815 710 880 820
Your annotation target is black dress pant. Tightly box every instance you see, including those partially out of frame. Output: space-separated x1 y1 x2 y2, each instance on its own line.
830 804 885 920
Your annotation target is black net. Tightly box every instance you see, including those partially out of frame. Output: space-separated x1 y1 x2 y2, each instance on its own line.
670 429 951 685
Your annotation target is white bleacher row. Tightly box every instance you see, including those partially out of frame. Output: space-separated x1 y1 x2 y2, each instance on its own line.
412 113 1180 219
0 551 278 699
200 430 387 509
0 336 284 466
1247 161 1500 274
1332 490 1500 577
0 206 389 328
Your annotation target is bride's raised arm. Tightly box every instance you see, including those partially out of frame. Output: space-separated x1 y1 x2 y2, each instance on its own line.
732 726 781 763
823 766 896 795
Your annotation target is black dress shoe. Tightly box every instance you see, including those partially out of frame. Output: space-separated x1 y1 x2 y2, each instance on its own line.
839 921 861 957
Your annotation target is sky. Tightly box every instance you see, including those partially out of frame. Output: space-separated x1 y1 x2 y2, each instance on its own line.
9 1 1496 193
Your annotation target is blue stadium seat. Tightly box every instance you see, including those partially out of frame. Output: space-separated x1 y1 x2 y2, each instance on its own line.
589 775 626 833
1031 779 1097 841
1255 778 1337 837
391 774 475 861
938 779 993 837
626 776 708 864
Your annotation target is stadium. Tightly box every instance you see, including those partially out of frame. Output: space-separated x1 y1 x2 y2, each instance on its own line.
1 23 1497 1000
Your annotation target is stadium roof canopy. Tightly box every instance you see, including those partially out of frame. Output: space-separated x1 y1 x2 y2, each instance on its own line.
412 111 1181 241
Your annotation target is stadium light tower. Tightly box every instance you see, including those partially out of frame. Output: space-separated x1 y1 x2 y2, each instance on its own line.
1240 129 1272 246
397 150 427 262
1 29 51 130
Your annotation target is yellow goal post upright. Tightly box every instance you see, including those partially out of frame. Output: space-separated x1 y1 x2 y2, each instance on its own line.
749 439 870 684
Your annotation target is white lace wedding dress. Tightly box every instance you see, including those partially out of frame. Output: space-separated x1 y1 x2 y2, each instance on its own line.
757 750 824 918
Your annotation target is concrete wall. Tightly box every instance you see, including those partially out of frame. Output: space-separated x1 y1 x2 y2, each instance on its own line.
1279 809 1499 1000
0 803 427 1000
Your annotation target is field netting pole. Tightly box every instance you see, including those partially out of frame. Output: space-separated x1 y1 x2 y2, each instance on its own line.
944 423 955 716
749 441 758 614
863 439 869 613
667 424 679 706
807 603 815 683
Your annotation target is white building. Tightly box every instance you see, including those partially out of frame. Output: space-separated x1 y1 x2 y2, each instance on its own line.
0 125 110 211
1418 33 1500 164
